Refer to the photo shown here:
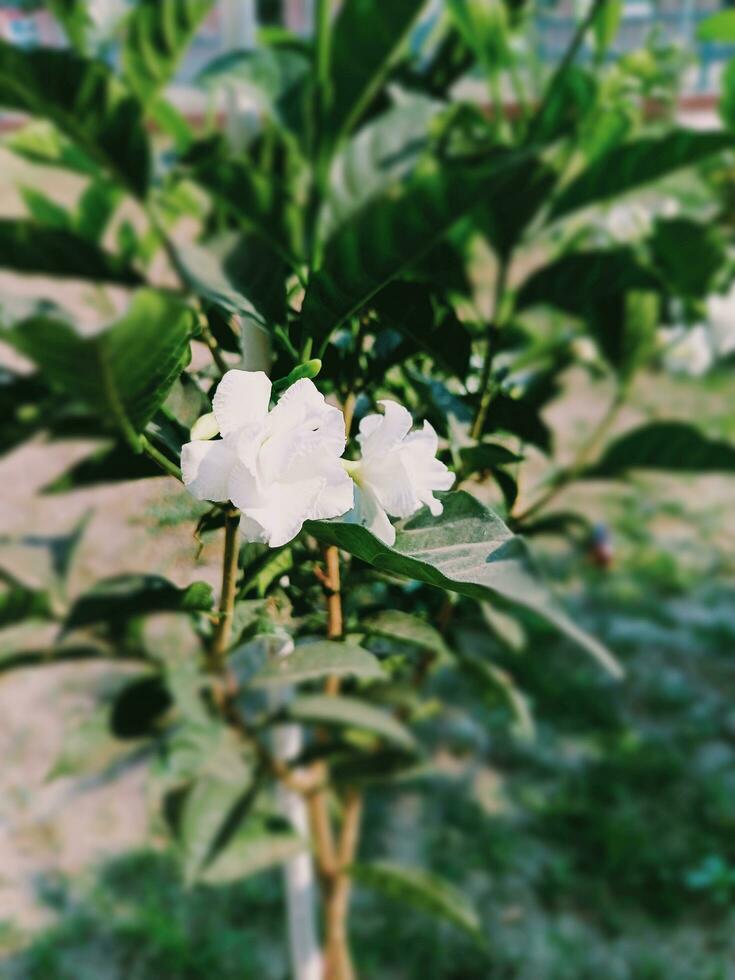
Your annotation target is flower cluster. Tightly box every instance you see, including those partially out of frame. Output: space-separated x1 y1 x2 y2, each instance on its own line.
182 370 453 547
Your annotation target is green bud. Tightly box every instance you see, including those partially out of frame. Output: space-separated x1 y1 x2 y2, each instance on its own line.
190 411 219 441
272 359 322 393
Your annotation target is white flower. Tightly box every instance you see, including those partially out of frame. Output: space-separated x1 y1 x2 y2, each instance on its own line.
658 325 713 377
181 370 354 547
345 400 454 546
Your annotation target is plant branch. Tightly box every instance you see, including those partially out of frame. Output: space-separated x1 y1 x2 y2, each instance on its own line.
323 788 363 980
209 506 240 673
513 385 624 524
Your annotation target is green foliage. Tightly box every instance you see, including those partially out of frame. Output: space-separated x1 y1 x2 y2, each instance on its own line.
5 291 195 445
588 421 735 476
0 41 150 197
65 575 213 630
247 640 384 687
309 492 621 676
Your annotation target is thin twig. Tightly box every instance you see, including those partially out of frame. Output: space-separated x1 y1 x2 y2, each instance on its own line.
139 434 182 481
209 506 241 672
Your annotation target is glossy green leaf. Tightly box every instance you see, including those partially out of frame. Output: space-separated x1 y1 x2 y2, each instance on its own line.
288 695 417 751
123 0 214 102
200 814 304 884
550 131 732 221
5 290 195 440
172 232 286 328
65 575 213 630
19 187 70 230
327 0 426 140
0 42 150 198
249 640 384 688
446 0 510 74
308 492 621 677
302 152 519 343
474 157 555 260
592 0 623 53
0 220 141 284
0 583 53 630
319 95 441 241
588 421 735 477
362 610 450 660
76 179 122 243
47 0 93 52
350 861 484 942
460 443 523 472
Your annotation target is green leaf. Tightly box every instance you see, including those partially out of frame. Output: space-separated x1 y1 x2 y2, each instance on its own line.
0 583 53 630
288 695 417 751
179 767 254 885
327 0 426 141
719 59 735 132
458 654 534 740
350 861 484 942
47 0 93 52
172 232 286 328
0 220 141 284
362 610 450 660
48 706 131 781
5 120 98 176
249 640 384 688
302 152 520 344
460 443 523 472
592 0 622 53
65 575 213 630
649 218 726 300
239 545 294 598
446 0 510 74
123 0 215 102
697 10 735 42
5 290 194 441
516 249 660 373
200 814 304 885
0 42 150 198
19 186 71 230
110 674 172 738
76 179 122 243
197 45 309 129
474 157 555 260
587 421 735 477
308 491 621 677
549 131 732 221
319 95 441 241
373 281 471 377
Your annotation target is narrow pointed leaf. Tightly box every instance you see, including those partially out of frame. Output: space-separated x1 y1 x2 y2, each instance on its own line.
200 815 304 884
363 611 451 660
65 575 213 630
350 861 484 942
587 421 735 477
287 695 417 750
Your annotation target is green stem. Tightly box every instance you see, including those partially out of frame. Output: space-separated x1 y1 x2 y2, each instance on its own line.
140 434 182 482
513 385 624 524
471 257 509 441
526 0 605 144
209 507 241 673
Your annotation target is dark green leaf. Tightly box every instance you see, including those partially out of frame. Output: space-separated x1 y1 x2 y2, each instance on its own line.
460 443 523 471
249 640 384 688
172 232 286 328
65 575 213 630
302 152 520 343
5 290 194 440
374 281 471 377
550 131 732 221
308 491 621 676
474 157 555 259
0 220 141 284
697 10 735 42
588 421 735 477
47 0 93 52
5 121 98 176
0 583 53 629
41 441 163 494
0 42 150 197
19 186 71 230
350 862 484 942
327 0 426 140
288 694 417 750
649 218 726 300
76 179 122 243
123 0 214 102
110 674 172 739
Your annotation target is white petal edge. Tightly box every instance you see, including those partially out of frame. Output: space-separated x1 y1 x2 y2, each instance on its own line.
213 369 272 437
181 439 234 502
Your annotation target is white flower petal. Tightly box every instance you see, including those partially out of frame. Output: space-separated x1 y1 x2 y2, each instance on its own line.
181 439 235 501
347 485 395 546
357 400 412 456
307 461 355 521
213 369 272 436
